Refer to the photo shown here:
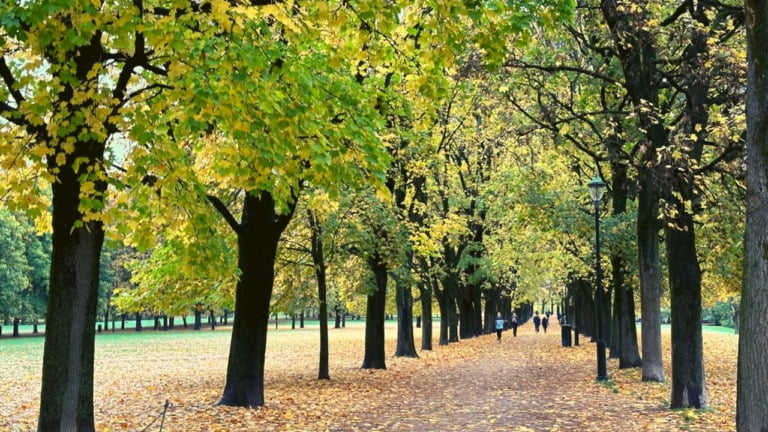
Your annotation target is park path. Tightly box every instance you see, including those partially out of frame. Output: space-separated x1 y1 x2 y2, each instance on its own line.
330 322 673 432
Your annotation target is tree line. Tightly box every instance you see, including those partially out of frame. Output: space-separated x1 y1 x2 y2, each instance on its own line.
1 0 767 431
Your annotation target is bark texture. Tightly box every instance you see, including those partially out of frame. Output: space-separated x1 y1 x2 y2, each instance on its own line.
362 253 388 369
738 0 768 429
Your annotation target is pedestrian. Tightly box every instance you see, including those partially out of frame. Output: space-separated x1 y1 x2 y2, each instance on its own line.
542 314 549 333
495 312 505 343
533 312 541 333
510 312 518 337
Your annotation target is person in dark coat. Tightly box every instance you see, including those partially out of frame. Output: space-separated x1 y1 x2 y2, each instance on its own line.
510 312 518 337
541 314 549 333
533 312 541 333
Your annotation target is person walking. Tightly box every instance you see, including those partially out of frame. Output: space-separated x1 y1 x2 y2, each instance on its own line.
495 312 505 343
510 312 518 337
533 312 541 333
541 314 549 333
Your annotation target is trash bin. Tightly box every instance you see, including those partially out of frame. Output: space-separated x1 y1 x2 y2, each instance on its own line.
561 324 572 347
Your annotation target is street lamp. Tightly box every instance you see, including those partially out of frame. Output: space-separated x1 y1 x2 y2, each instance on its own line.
588 173 608 381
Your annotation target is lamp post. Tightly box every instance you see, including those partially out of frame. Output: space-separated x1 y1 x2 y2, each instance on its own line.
588 173 608 381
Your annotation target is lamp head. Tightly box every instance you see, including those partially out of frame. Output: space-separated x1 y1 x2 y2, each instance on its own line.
588 174 606 202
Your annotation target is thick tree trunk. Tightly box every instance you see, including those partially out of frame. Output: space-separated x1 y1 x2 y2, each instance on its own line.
607 159 641 368
448 296 459 343
667 223 707 408
435 286 449 346
394 271 418 358
38 177 104 432
637 167 665 382
135 313 142 332
459 291 476 339
484 288 500 334
615 271 642 368
739 3 768 427
440 273 460 343
194 305 202 330
362 253 387 369
217 191 295 408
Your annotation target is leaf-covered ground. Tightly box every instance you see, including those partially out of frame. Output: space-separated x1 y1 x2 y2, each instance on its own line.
0 320 736 431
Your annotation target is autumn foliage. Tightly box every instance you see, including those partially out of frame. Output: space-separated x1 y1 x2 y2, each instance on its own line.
0 321 736 431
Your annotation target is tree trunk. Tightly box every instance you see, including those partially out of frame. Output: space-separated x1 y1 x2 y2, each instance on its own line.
209 309 215 330
309 210 330 380
607 158 641 368
420 284 432 350
448 296 459 343
217 191 295 408
394 271 418 358
13 318 20 337
362 253 387 369
38 176 105 432
299 311 304 329
667 223 707 408
194 305 202 330
435 285 449 346
135 313 142 332
440 273 460 343
637 165 665 382
739 3 768 427
615 271 641 368
484 287 500 334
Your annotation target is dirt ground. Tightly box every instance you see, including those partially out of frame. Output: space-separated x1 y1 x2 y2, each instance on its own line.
0 320 736 431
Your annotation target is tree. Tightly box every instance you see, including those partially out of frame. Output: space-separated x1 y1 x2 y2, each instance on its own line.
737 0 768 429
600 0 744 407
0 2 171 428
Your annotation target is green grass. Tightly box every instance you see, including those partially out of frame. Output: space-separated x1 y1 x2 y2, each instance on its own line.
657 323 737 335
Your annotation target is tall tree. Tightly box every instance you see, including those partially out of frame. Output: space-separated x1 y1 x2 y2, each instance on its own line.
0 2 169 428
737 0 768 428
599 1 744 402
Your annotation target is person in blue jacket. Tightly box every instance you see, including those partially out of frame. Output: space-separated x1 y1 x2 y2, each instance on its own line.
495 312 505 343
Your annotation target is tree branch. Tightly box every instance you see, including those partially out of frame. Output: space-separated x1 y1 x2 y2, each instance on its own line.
661 0 691 26
507 60 620 86
206 194 242 234
0 56 25 107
